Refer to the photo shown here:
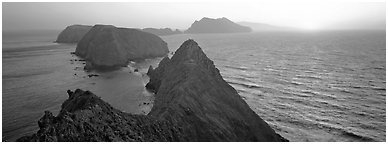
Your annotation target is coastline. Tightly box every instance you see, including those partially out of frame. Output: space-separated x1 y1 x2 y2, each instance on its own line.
2 43 159 141
3 31 386 141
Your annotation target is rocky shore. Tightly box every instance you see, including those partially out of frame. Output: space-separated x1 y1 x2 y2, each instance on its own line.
17 40 287 142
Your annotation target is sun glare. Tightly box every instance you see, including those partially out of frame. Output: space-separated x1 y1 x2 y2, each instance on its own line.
300 22 320 30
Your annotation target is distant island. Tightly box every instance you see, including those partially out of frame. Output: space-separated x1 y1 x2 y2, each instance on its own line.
185 17 252 33
56 25 182 44
75 25 169 70
17 39 288 142
56 25 91 43
237 22 295 31
142 28 182 36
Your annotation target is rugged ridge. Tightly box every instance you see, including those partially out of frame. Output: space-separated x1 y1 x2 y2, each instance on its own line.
185 17 252 33
56 25 92 43
75 25 169 70
17 40 288 142
146 39 286 141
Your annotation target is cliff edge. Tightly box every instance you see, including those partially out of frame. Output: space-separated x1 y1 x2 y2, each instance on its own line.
17 40 287 142
55 25 92 43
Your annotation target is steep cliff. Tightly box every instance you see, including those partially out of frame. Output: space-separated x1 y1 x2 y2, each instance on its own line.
75 25 169 69
17 40 287 142
185 17 252 33
56 25 92 43
146 39 286 141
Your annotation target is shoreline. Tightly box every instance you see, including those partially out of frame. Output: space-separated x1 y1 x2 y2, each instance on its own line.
2 44 160 141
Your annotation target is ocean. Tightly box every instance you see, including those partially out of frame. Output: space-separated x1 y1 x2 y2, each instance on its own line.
2 30 386 141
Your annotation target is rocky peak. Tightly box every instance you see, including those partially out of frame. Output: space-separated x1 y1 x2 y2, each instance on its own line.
170 39 209 65
146 39 288 141
60 89 110 113
146 39 219 94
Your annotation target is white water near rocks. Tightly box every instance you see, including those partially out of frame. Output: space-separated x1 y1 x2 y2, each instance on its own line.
2 30 385 141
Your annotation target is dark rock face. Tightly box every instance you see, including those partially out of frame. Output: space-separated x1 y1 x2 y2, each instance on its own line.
146 39 286 141
17 40 288 142
185 17 252 33
55 25 92 43
75 25 169 70
142 28 182 36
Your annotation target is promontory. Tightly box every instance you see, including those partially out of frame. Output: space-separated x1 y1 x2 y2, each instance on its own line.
17 39 288 142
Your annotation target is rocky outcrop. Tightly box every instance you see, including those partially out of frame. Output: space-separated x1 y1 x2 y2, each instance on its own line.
17 40 287 142
142 28 182 36
16 89 184 142
56 25 92 43
185 17 252 33
75 25 169 70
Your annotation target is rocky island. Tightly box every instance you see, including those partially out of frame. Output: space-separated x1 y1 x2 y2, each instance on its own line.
55 25 92 43
185 17 252 33
75 25 169 70
142 28 182 36
17 40 287 142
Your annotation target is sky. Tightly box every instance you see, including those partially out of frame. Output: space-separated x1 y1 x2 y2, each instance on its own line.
2 1 386 31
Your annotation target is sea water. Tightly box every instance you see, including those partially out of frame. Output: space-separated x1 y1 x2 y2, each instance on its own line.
2 30 156 141
2 30 386 141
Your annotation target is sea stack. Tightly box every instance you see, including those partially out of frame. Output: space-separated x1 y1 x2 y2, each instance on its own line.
16 40 287 142
75 25 169 70
185 17 252 33
55 25 92 43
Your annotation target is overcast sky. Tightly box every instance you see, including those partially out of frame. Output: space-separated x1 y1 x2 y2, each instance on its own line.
2 2 386 31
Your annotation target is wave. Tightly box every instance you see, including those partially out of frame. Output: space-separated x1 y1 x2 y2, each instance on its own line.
373 67 385 70
349 85 386 91
290 81 304 86
299 90 320 96
3 70 53 79
342 130 375 142
227 81 262 89
371 87 386 91
283 117 377 141
223 65 249 71
295 74 323 80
